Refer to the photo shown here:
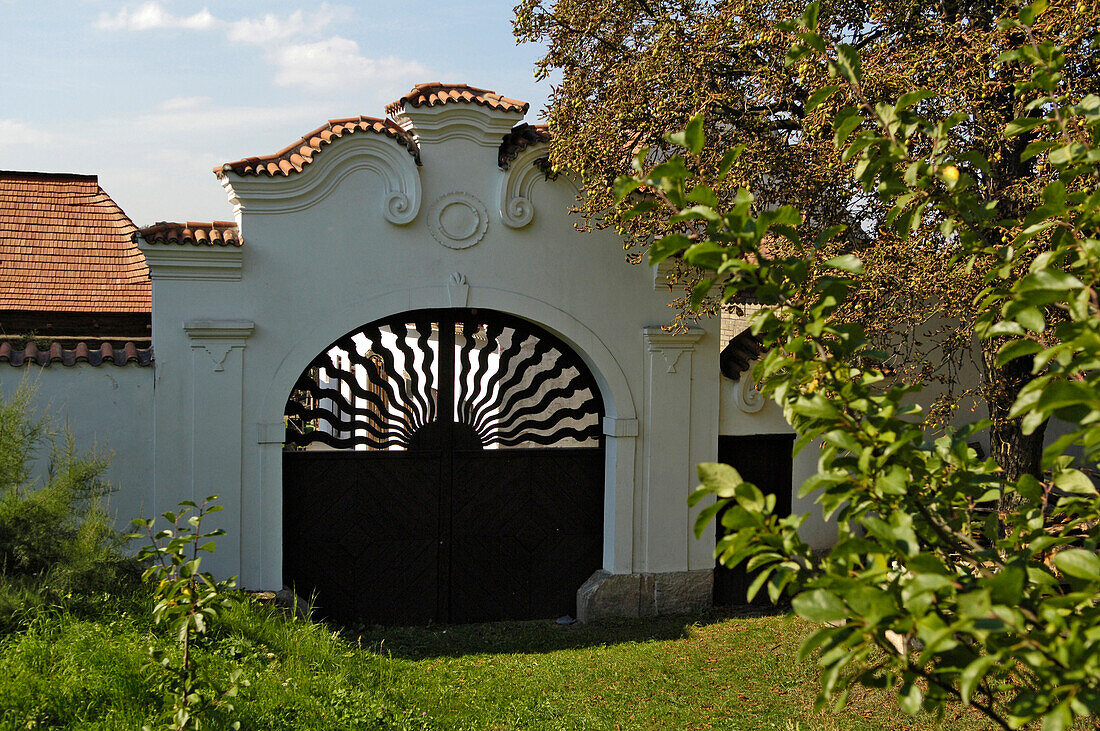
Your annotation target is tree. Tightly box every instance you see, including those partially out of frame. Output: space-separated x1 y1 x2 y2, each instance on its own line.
612 2 1100 727
514 0 1100 481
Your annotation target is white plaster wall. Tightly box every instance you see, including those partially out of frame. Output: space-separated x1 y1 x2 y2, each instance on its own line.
142 105 722 588
0 364 155 529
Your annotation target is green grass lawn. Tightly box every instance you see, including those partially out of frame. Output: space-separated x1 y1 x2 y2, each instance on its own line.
0 595 997 730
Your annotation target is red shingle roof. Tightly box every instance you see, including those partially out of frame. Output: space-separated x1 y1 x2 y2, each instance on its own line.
138 221 242 246
0 340 153 367
0 171 150 314
217 117 417 177
386 83 529 117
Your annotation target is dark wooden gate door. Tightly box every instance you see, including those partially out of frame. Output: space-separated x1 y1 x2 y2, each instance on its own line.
283 309 604 625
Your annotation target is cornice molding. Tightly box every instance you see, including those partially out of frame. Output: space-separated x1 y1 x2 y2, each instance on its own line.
139 243 243 281
183 320 256 341
400 105 523 149
643 326 705 349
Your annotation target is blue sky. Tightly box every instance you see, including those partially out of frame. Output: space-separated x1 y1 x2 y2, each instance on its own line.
0 1 555 225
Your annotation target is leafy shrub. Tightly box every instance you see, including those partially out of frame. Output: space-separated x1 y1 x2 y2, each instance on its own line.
0 384 139 631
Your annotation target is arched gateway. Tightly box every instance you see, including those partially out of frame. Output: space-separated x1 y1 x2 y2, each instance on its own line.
282 308 605 623
136 83 722 624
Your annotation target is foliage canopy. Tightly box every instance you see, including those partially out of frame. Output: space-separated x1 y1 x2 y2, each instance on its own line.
608 1 1100 727
515 0 1100 478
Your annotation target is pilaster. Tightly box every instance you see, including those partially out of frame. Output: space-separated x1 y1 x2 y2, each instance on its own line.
184 319 255 579
641 326 705 572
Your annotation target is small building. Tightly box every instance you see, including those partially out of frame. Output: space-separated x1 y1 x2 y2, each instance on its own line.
0 85 831 624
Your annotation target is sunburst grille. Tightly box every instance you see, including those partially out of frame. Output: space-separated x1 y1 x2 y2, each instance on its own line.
284 309 603 450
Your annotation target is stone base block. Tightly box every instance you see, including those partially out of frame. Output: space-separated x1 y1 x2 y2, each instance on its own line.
576 569 713 623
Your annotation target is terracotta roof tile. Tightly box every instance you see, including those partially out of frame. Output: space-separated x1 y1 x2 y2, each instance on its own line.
386 83 529 117
217 117 418 177
499 123 551 169
0 171 150 314
720 328 765 381
0 340 153 367
137 221 242 247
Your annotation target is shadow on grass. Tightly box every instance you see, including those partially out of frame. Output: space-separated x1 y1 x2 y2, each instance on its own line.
328 604 789 660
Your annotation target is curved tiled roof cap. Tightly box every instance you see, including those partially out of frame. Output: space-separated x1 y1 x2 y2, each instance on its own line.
499 123 552 169
137 221 242 246
217 117 418 177
720 329 765 381
0 171 150 314
0 340 153 367
386 83 529 117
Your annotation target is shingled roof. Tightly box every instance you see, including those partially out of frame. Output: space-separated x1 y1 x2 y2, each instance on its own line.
137 221 242 246
0 171 150 314
217 117 417 178
386 83 529 117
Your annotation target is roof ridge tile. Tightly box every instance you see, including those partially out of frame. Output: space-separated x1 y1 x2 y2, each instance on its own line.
218 115 417 178
0 340 153 367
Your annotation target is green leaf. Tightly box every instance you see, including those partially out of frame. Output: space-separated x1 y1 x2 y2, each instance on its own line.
1053 468 1097 495
833 107 863 148
697 462 742 498
717 145 746 180
1005 117 1046 137
648 233 691 265
806 85 843 113
800 1 820 30
1042 701 1072 731
824 254 864 274
613 175 643 201
1018 0 1048 25
792 589 848 622
620 198 659 221
896 89 935 111
686 184 719 208
834 44 862 84
995 339 1042 367
1014 306 1046 333
862 512 920 557
899 679 923 715
691 278 715 308
667 112 705 155
1055 549 1100 582
960 656 996 704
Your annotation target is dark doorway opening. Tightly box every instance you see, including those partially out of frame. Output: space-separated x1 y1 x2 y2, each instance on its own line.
713 434 795 607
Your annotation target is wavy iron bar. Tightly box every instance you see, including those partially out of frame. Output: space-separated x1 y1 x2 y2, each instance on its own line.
284 310 602 450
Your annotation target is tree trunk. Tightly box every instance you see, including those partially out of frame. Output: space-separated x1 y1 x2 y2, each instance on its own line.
981 343 1047 484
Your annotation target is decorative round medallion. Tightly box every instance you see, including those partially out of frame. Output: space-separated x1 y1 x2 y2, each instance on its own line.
427 192 488 249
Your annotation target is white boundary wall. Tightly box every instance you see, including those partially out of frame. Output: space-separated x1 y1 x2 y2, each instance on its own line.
0 364 154 528
138 101 722 592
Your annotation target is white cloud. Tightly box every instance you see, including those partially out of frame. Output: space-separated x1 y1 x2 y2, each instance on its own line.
226 6 343 45
273 37 429 93
94 2 218 31
93 5 430 103
0 119 53 148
